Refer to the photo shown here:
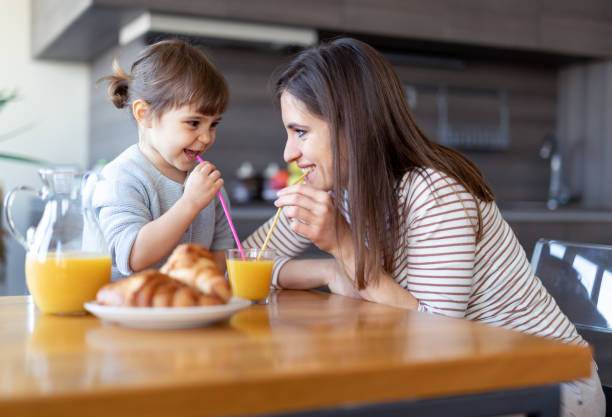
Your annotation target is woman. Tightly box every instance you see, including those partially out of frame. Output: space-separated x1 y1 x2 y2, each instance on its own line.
243 38 605 416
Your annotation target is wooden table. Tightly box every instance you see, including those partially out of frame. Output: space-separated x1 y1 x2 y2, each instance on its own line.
0 290 592 417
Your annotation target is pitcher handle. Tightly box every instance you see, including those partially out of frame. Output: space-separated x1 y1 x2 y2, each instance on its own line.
3 186 40 250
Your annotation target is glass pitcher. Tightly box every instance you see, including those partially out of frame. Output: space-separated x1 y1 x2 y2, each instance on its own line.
3 167 111 314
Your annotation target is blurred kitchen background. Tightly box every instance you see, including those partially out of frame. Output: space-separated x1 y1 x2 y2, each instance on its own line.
1 0 612 295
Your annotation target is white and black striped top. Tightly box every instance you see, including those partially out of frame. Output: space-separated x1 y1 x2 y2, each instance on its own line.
243 168 584 345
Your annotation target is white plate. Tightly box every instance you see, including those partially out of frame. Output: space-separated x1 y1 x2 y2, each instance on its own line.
84 297 252 329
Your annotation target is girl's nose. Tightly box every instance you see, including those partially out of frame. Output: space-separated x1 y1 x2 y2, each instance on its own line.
283 137 300 163
198 130 212 145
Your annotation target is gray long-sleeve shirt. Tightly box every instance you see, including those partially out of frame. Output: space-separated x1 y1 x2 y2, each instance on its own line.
93 145 234 280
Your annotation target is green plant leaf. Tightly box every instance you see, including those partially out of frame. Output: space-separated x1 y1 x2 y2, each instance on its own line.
0 153 47 165
0 90 17 112
0 122 35 142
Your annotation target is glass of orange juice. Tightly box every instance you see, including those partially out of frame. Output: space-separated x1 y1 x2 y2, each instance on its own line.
226 248 276 304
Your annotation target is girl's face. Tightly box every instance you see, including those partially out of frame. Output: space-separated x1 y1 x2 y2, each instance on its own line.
280 92 334 191
140 103 221 182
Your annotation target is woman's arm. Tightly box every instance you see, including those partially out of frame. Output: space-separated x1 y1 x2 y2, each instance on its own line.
357 274 419 309
331 251 418 308
277 258 332 289
242 209 312 287
274 184 415 305
274 183 422 310
393 171 478 317
274 175 479 315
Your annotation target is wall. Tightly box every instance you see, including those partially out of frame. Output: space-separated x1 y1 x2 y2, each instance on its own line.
557 60 612 208
395 60 557 202
0 0 90 295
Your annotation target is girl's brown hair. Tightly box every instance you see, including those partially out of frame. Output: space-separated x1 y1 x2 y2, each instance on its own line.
100 39 229 118
276 38 495 290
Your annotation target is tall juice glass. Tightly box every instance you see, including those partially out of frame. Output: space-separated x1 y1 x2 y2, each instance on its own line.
226 248 275 304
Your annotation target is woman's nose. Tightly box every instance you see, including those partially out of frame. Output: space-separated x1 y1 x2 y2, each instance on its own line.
283 137 300 163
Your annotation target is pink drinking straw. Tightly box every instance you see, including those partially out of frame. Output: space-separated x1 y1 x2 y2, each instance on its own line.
196 155 245 260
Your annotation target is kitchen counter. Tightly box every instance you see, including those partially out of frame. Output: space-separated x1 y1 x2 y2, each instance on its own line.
232 201 612 223
499 202 612 222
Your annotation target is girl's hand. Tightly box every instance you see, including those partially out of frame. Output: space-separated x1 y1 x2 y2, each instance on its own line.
275 184 352 258
182 161 223 211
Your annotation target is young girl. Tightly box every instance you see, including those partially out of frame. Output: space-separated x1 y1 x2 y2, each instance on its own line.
244 38 605 416
94 39 234 280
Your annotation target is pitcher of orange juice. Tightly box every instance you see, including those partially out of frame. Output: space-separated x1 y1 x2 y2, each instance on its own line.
3 168 111 314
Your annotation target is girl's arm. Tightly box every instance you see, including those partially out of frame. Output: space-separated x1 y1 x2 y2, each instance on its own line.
129 195 202 271
130 161 222 272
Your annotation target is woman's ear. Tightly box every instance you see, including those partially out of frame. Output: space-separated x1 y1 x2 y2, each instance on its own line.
132 99 152 128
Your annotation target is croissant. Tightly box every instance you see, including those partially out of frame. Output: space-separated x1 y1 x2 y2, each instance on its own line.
96 270 224 307
160 243 232 303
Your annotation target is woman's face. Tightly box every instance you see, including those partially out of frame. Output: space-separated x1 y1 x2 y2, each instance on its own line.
280 91 334 191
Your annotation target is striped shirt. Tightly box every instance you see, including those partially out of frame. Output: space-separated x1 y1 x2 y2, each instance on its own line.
243 168 584 345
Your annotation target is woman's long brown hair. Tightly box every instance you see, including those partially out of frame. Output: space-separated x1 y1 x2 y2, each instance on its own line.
276 38 494 290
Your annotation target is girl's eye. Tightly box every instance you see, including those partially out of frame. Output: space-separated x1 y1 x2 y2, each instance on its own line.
211 122 219 129
186 121 200 128
296 129 307 138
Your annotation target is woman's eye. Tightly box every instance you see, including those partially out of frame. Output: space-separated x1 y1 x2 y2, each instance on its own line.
211 122 219 129
296 129 306 138
186 121 200 128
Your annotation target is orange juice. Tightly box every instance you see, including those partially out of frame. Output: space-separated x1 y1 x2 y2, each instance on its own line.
226 259 274 301
25 252 111 314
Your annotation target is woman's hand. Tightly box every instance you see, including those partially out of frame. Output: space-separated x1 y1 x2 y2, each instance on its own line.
275 183 359 296
275 184 351 258
327 260 362 299
183 161 223 211
357 274 419 310
326 260 418 310
274 183 417 310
